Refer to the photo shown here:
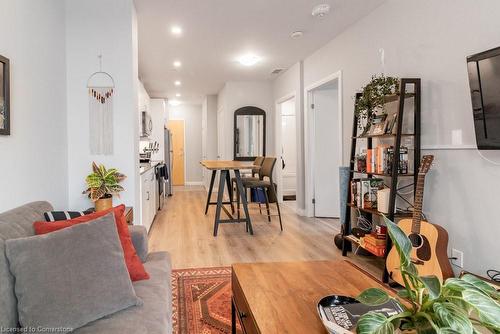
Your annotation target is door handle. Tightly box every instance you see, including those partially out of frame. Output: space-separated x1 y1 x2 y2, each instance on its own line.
146 191 150 201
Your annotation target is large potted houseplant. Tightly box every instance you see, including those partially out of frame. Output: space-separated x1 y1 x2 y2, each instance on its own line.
356 217 500 334
83 162 126 212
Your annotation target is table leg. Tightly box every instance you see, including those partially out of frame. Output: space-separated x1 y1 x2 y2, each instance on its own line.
205 170 217 215
225 171 235 214
234 169 253 235
231 298 236 334
214 169 227 237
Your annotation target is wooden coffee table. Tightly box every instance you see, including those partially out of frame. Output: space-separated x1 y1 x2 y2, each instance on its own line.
231 260 393 334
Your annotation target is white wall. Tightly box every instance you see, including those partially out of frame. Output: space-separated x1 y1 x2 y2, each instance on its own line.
202 95 218 188
272 62 306 213
66 0 139 212
217 81 273 161
278 0 500 275
167 103 203 184
0 0 68 212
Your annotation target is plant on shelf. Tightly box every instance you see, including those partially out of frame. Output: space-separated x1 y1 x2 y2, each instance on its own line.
356 216 500 334
354 74 400 133
83 162 126 212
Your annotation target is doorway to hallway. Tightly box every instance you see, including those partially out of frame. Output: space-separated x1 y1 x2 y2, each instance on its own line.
305 71 343 218
275 95 297 204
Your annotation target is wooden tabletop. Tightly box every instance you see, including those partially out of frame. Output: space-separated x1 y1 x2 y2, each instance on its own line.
232 260 394 334
200 160 260 170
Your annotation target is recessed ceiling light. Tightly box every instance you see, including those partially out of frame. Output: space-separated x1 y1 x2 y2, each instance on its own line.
174 80 181 86
238 54 261 67
175 93 181 97
171 25 182 36
290 31 304 39
168 99 181 106
312 4 330 18
173 60 182 68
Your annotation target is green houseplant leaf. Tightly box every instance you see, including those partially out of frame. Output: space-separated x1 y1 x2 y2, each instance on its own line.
462 290 500 331
461 274 500 300
357 288 390 306
356 312 394 334
383 216 412 269
433 302 473 334
421 276 441 300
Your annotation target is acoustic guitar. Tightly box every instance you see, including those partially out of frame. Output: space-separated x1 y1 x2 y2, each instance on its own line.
386 155 454 285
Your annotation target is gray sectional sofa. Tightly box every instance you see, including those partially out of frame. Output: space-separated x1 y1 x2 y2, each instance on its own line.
0 201 173 333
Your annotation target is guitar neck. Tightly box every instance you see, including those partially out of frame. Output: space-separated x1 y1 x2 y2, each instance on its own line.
412 176 426 233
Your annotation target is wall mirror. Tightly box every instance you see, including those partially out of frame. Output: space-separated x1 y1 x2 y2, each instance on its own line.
0 55 10 135
234 106 266 161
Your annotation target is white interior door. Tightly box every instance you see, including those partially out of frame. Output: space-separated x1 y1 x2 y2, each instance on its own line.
281 99 297 196
312 82 340 218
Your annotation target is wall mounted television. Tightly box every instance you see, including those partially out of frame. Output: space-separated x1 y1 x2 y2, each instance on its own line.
467 46 500 149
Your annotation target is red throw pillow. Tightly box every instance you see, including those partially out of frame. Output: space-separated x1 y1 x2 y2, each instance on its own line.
34 205 149 281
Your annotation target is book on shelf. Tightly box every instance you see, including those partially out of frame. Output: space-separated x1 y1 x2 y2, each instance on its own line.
362 234 387 246
350 178 385 210
363 242 387 257
355 145 409 175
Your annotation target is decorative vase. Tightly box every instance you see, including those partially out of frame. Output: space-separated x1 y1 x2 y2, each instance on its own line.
95 196 113 212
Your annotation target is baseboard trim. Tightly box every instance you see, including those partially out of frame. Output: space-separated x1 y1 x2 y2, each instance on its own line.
185 181 204 186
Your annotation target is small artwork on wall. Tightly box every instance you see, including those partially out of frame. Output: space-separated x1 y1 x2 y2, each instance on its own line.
0 54 10 135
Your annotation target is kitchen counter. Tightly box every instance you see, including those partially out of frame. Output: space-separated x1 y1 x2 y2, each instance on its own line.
139 160 163 175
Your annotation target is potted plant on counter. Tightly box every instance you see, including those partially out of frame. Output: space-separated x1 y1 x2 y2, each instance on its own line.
83 162 126 212
356 217 500 334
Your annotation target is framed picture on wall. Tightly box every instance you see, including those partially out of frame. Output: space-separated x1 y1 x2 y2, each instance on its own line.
0 54 10 135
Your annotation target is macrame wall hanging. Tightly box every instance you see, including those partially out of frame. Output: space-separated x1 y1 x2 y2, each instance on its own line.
87 55 115 155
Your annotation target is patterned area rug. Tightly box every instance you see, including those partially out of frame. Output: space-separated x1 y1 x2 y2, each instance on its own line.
172 267 241 334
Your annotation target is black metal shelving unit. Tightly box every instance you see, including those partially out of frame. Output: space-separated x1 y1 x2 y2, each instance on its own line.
341 78 421 283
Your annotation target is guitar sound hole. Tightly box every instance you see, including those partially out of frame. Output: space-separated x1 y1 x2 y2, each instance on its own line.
408 233 423 248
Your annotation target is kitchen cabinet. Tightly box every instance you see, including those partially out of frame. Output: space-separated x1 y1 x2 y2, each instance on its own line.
140 167 157 232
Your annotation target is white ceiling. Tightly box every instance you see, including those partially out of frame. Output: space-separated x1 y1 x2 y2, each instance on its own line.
135 0 385 103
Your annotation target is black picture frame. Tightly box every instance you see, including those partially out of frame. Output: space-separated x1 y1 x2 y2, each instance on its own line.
0 55 10 136
233 106 266 161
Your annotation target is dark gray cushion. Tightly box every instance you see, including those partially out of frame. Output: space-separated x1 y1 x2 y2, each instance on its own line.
129 225 148 262
0 201 53 329
5 213 142 333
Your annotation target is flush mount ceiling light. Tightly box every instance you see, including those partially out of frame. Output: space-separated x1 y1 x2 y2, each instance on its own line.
173 60 182 68
238 54 261 67
175 93 181 97
168 99 181 106
312 4 331 18
171 25 183 36
290 31 304 39
174 80 181 86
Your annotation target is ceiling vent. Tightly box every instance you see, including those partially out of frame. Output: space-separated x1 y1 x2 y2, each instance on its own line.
271 69 284 75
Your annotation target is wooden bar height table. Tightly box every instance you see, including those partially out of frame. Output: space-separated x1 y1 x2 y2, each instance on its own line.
201 160 260 236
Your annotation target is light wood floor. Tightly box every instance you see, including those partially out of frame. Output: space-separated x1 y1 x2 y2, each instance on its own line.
148 186 384 276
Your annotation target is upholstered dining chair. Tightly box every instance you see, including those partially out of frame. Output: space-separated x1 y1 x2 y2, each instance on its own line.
237 157 283 231
231 156 265 214
231 156 264 186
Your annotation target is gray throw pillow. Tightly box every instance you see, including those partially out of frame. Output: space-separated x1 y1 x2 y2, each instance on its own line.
5 212 142 333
